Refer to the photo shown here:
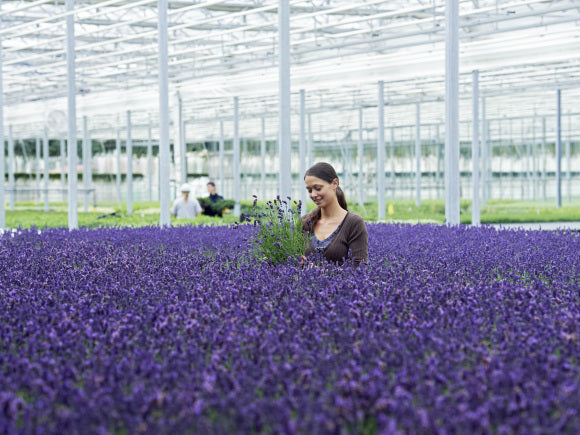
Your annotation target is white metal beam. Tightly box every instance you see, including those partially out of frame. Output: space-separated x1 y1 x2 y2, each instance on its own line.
60 136 66 202
556 89 562 208
147 122 153 202
158 0 171 227
66 0 78 230
82 115 90 212
377 80 385 220
472 70 480 226
358 107 363 207
415 101 421 207
116 128 121 203
233 96 240 217
7 125 13 210
43 128 49 212
445 0 460 225
299 89 307 210
278 0 291 202
0 10 4 228
219 120 225 197
126 109 133 214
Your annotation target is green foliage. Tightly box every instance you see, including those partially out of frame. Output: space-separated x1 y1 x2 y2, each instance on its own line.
3 199 580 230
241 196 309 265
197 198 235 215
461 199 580 224
345 200 448 223
4 201 238 229
320 199 580 225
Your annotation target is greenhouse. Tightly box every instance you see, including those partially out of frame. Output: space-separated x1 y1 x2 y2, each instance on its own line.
0 0 579 433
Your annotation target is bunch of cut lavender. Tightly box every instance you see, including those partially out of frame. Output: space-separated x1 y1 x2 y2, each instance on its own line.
243 195 309 265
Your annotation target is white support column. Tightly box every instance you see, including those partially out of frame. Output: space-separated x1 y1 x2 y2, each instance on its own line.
233 97 241 217
116 129 122 203
0 5 4 229
278 0 291 201
445 0 460 225
532 115 537 201
60 136 66 202
299 89 307 210
82 116 90 212
519 119 525 200
241 138 247 201
428 126 435 200
260 117 266 200
492 122 501 199
471 70 480 226
147 123 153 202
182 120 187 185
7 126 14 210
158 0 171 227
566 112 571 202
35 137 41 201
408 127 414 191
541 116 546 202
415 102 421 207
507 121 514 199
307 113 313 167
358 107 364 207
556 89 562 208
126 110 133 214
377 81 386 220
524 119 531 200
490 119 496 199
173 92 186 187
481 97 488 206
492 119 498 200
219 120 225 196
43 129 50 212
66 0 78 230
390 127 395 199
436 124 441 200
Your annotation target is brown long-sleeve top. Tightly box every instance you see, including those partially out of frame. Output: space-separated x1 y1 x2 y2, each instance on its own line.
302 211 368 266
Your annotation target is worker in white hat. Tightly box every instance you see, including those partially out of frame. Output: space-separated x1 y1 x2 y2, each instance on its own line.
171 183 202 219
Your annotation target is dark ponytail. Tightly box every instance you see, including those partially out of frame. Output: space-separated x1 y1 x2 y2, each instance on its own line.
335 186 348 211
303 162 348 232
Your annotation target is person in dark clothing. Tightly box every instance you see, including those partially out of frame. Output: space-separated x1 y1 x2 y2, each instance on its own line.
301 162 368 267
203 181 224 217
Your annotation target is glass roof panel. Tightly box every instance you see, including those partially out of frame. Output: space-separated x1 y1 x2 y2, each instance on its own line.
0 0 578 140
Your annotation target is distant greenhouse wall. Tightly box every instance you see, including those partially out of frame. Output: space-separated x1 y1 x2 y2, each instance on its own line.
4 109 580 206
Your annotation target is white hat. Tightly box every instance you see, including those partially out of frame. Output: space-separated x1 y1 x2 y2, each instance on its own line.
180 183 191 192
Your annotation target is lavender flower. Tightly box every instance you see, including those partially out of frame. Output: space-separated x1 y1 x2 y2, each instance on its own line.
0 224 578 433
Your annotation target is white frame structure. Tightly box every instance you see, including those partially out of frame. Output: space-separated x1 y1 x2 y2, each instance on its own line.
0 1 579 228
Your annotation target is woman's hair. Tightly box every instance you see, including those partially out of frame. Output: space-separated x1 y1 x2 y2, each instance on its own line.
303 162 348 231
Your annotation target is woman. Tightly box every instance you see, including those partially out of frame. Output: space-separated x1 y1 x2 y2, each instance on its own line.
302 162 368 266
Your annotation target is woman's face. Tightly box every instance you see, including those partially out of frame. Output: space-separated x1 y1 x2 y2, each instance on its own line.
304 175 338 208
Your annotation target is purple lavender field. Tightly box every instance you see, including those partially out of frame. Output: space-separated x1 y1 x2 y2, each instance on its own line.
1 224 579 434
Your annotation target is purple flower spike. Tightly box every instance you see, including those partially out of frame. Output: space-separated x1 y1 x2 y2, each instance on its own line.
0 223 578 433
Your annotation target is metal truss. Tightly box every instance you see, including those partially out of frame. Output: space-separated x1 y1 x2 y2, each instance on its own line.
1 0 579 140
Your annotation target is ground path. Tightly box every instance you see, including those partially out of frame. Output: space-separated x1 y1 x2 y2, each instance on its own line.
489 221 580 231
